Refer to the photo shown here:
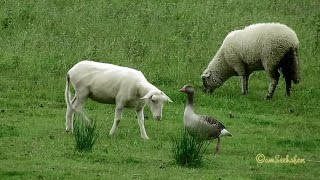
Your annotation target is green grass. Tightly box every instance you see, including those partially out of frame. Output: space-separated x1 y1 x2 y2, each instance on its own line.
0 0 320 179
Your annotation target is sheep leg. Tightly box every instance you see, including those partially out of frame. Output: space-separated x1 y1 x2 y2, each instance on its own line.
65 96 76 132
109 106 124 136
265 69 280 99
136 108 149 140
241 76 249 95
285 76 292 96
214 137 221 154
232 62 248 95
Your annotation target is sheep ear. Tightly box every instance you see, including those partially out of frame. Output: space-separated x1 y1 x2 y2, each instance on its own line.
162 92 173 103
202 73 210 78
141 91 156 100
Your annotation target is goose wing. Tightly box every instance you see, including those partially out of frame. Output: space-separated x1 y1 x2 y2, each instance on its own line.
200 115 226 130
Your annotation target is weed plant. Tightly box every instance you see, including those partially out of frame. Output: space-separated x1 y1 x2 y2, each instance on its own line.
172 129 211 167
73 113 99 152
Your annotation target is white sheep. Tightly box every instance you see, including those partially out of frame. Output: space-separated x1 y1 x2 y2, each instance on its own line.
202 23 300 99
65 60 172 139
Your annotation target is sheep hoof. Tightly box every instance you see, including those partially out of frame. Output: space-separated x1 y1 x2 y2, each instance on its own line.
264 94 272 100
203 89 213 94
109 132 115 136
242 91 248 95
65 129 73 133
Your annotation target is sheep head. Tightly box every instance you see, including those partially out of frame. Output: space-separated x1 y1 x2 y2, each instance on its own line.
141 90 172 120
201 72 224 93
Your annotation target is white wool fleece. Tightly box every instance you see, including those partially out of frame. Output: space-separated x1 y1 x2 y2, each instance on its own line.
202 23 300 99
205 23 299 77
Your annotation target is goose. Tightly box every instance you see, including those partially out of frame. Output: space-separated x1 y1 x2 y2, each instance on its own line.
179 84 232 154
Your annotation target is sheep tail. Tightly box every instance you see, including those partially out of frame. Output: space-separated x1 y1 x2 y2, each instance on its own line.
280 47 300 96
65 73 91 124
65 74 74 111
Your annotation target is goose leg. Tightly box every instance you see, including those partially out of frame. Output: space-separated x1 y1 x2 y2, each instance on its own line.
214 137 221 154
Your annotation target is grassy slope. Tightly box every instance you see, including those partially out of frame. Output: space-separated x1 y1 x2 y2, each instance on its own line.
0 0 319 179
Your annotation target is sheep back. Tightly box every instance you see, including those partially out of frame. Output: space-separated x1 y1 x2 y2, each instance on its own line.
67 60 148 104
221 23 299 74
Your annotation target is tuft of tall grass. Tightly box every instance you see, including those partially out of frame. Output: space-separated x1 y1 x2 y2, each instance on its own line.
172 129 211 167
73 112 99 152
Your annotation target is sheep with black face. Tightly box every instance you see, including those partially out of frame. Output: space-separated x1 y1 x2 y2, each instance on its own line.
202 23 300 99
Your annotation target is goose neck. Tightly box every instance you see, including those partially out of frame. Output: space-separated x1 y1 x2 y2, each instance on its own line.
186 92 195 107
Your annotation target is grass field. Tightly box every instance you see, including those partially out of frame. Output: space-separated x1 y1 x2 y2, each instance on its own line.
1 0 320 179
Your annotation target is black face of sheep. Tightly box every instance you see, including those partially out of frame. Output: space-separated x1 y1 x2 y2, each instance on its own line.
201 74 220 94
202 78 213 93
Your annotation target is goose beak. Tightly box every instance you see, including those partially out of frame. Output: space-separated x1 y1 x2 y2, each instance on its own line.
179 88 185 92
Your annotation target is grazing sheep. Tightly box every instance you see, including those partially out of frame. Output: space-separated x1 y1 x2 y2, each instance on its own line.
202 23 300 99
65 60 172 139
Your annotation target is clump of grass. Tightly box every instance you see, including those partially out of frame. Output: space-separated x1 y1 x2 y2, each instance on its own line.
73 112 99 152
172 129 211 167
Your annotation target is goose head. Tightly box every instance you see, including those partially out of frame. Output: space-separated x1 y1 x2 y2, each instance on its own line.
179 84 195 94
